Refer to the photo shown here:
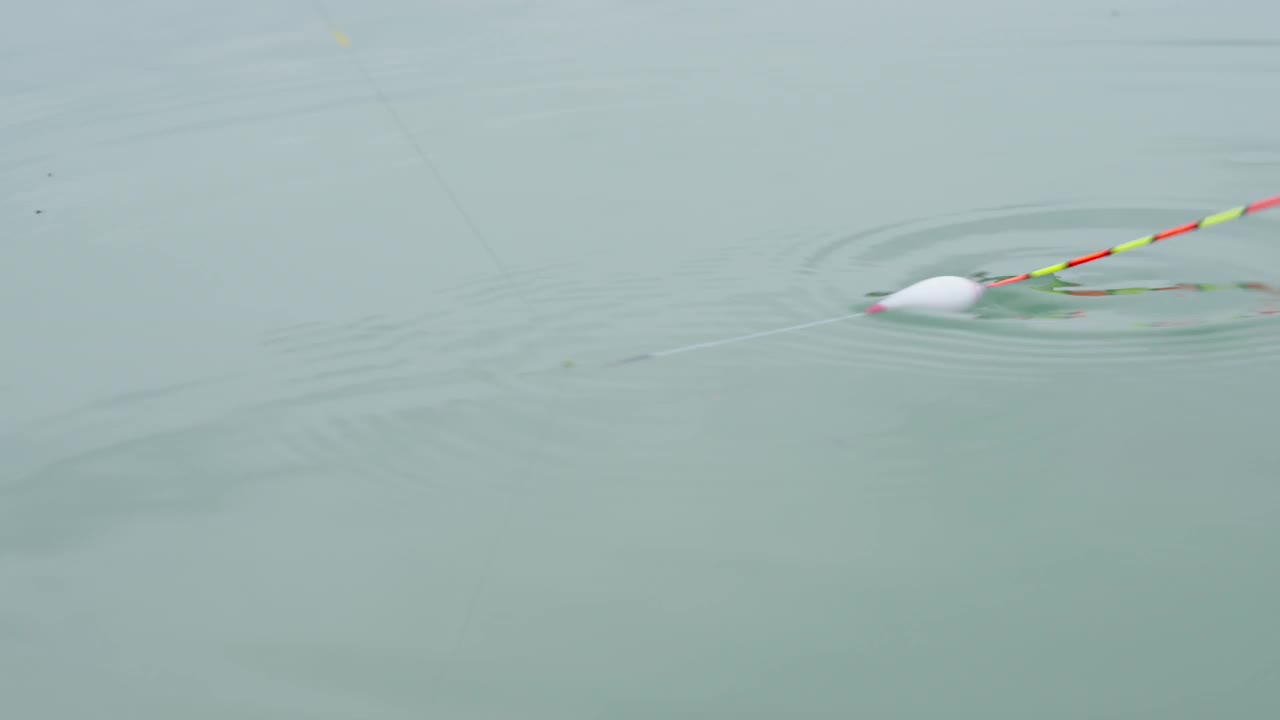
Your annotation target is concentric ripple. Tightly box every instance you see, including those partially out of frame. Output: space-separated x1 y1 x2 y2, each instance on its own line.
778 201 1280 378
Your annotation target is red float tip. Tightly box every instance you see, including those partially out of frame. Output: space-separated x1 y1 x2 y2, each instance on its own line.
865 303 886 314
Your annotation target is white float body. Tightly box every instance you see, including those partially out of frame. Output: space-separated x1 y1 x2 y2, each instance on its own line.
865 275 985 314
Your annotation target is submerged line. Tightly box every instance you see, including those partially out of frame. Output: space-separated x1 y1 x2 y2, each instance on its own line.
313 3 539 323
612 312 865 365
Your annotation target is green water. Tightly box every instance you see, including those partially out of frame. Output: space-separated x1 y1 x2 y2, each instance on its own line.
4 1 1280 717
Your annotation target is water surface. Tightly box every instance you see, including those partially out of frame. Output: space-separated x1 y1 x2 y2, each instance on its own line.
4 1 1280 717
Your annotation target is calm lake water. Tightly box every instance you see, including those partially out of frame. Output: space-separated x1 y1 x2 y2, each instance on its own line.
4 1 1280 717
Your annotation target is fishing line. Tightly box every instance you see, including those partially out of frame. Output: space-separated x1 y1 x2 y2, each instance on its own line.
609 193 1280 366
312 5 527 697
609 312 865 366
313 2 540 324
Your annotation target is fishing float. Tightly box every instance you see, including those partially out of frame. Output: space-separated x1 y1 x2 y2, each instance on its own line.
611 193 1280 366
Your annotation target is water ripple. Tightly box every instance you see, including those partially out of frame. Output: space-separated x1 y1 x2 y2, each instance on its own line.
773 201 1280 378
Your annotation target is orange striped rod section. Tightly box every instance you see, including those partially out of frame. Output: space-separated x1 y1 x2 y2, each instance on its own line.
986 194 1280 289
